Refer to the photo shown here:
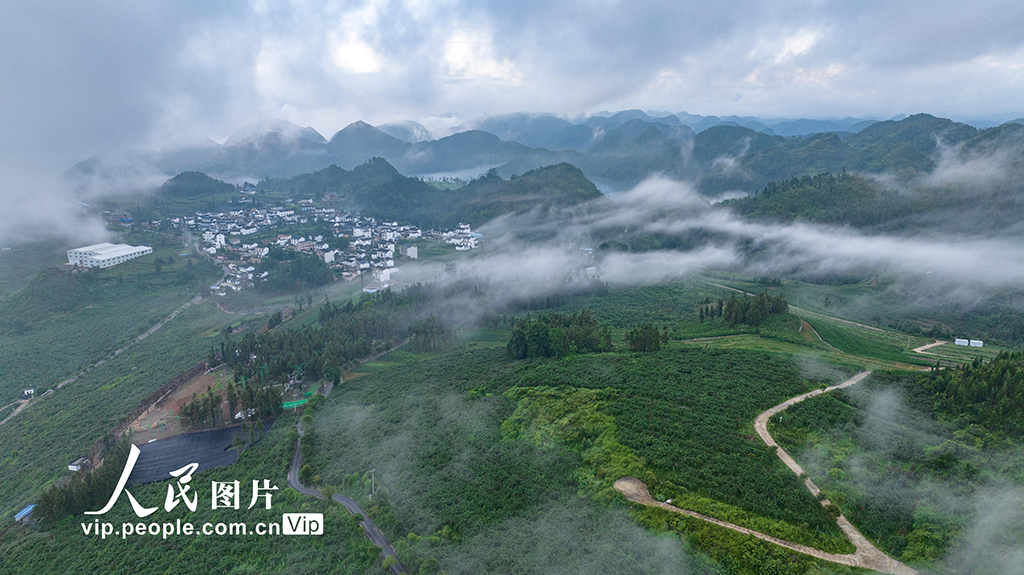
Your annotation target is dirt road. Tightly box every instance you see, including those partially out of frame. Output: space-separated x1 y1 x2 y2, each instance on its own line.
700 279 889 333
911 340 947 354
0 295 204 427
617 371 918 575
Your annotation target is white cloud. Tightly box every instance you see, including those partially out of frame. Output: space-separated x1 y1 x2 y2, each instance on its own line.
442 27 521 84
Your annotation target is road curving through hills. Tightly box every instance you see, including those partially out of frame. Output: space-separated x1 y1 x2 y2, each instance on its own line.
616 371 918 575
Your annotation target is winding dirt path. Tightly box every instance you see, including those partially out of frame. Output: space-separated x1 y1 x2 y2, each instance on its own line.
616 371 918 575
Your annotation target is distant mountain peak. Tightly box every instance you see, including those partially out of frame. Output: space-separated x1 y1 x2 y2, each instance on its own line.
224 119 327 146
376 120 433 143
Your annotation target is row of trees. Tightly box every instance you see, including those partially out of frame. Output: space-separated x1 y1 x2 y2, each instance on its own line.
507 310 612 359
209 285 455 389
177 381 284 431
697 297 724 322
408 317 450 353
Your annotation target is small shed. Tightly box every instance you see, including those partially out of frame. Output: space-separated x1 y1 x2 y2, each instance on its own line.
68 457 89 472
970 340 984 348
14 505 35 522
954 339 969 346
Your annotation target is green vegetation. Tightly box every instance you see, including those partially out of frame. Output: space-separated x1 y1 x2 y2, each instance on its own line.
298 336 870 574
505 310 612 359
259 158 602 229
0 235 220 402
925 351 1024 438
0 299 232 518
178 381 282 431
723 292 789 327
159 171 236 199
215 286 452 388
0 240 70 298
258 248 331 292
35 439 132 521
771 371 1024 573
806 318 933 367
498 350 852 552
624 324 667 352
1 414 390 575
722 172 909 227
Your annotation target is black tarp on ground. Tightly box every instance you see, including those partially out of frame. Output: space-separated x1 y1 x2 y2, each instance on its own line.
126 422 272 485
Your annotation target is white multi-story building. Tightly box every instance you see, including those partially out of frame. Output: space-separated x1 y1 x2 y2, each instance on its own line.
67 243 153 268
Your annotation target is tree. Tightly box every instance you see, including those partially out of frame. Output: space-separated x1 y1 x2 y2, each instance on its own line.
320 484 335 502
626 324 662 352
507 327 528 359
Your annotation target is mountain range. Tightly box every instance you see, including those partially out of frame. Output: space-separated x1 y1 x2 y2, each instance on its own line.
66 111 1024 198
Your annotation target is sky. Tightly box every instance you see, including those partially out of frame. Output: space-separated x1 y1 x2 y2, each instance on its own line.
3 0 1024 177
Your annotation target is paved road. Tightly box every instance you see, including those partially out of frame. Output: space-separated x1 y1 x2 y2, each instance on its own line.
288 422 408 575
617 371 918 575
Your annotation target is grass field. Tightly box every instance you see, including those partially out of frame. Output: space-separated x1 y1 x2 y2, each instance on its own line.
0 240 71 298
916 341 1006 362
679 335 925 372
803 318 934 367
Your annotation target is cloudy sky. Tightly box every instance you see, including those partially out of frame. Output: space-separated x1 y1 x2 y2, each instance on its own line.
3 0 1024 176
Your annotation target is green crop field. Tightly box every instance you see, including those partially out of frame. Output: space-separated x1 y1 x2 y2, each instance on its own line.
770 371 1024 574
0 300 234 517
803 318 934 367
0 235 220 402
301 338 882 574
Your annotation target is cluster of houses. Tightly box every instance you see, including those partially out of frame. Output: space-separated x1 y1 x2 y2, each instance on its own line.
442 223 480 251
187 205 308 238
183 205 479 294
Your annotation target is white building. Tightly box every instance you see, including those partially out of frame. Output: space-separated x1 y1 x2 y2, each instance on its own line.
970 340 984 348
67 243 153 268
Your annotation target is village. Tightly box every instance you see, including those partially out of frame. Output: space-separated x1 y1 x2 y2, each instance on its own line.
180 205 480 295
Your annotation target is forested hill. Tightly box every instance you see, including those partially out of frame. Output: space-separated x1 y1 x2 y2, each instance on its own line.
257 156 403 196
722 169 1024 233
158 171 235 198
926 351 1024 438
721 172 910 227
350 162 602 229
73 113 1024 198
257 159 602 229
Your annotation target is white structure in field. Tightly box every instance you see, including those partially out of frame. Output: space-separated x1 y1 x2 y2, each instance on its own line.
954 339 969 346
970 340 984 347
67 243 153 268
